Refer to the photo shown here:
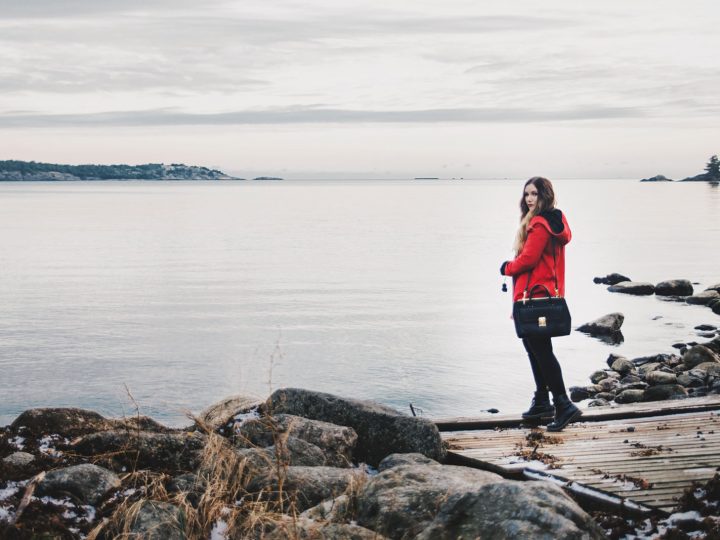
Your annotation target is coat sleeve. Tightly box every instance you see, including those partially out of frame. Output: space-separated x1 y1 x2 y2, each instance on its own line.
504 222 550 276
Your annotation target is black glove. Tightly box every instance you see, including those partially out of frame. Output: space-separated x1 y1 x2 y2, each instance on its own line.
500 261 508 276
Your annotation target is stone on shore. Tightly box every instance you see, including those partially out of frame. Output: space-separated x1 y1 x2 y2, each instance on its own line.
235 414 357 467
686 290 720 305
73 430 206 472
682 345 720 370
196 394 262 432
655 279 694 296
10 408 112 438
2 451 35 467
577 313 624 336
355 453 603 540
646 371 678 385
263 517 386 540
246 466 365 512
643 384 688 401
615 389 645 404
265 388 445 466
607 282 656 295
236 436 329 469
593 273 631 285
705 283 720 293
126 500 185 540
610 357 635 376
37 463 120 505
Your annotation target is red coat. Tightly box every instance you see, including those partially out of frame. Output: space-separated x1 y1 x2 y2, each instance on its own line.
503 210 571 302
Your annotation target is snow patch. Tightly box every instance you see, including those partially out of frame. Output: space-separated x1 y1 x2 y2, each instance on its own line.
0 483 20 502
9 436 25 450
0 506 14 523
210 519 229 540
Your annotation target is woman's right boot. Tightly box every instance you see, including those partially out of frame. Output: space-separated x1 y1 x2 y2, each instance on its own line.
521 391 554 420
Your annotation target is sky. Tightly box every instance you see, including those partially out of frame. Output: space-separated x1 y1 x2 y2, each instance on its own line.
1 0 718 179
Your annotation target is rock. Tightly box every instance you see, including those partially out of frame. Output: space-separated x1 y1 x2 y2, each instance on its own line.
588 399 610 407
265 388 445 466
640 175 673 182
577 313 624 336
590 370 610 384
593 273 631 285
414 481 606 540
236 437 329 470
112 416 174 433
264 517 386 540
620 374 643 385
597 378 619 392
617 382 649 392
167 473 207 507
73 430 206 472
638 362 662 376
37 463 120 505
355 454 502 538
301 494 353 522
126 500 185 540
9 408 112 438
607 282 655 295
611 357 635 376
672 343 686 350
682 345 720 370
569 387 591 402
695 324 718 332
595 392 616 401
646 371 678 385
632 354 674 367
196 394 262 432
677 373 705 388
615 389 645 404
247 466 365 512
686 290 720 305
2 452 35 467
655 280 694 296
235 414 357 467
705 283 720 293
643 384 688 402
692 362 720 378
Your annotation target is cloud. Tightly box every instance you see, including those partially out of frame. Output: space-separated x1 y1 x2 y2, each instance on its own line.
0 104 648 128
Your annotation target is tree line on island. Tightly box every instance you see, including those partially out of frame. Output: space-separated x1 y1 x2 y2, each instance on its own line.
0 160 283 181
641 154 720 182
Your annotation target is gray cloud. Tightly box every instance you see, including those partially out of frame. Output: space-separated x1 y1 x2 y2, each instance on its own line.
0 105 648 128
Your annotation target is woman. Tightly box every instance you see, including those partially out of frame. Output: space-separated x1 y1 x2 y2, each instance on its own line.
500 177 581 432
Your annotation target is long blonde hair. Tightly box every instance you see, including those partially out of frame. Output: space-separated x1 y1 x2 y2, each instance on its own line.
513 176 556 254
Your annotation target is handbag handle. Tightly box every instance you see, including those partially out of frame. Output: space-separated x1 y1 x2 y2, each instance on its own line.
523 236 560 299
528 284 554 298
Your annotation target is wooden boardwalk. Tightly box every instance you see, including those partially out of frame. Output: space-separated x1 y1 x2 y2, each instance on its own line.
439 396 720 515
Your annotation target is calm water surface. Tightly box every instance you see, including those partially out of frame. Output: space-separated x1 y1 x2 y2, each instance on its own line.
1 179 718 426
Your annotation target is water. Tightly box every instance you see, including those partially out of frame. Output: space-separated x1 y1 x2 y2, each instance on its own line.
0 179 718 426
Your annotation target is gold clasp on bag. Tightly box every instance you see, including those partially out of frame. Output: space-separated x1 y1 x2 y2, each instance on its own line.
538 317 547 327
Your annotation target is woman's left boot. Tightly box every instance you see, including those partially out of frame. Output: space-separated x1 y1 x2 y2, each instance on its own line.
547 394 582 432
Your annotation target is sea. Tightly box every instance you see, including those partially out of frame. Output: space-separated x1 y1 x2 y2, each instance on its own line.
0 179 718 427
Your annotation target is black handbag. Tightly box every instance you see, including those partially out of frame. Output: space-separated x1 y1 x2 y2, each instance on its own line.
512 239 571 338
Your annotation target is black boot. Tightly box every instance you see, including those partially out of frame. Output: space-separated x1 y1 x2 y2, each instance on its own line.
521 391 554 420
547 394 582 432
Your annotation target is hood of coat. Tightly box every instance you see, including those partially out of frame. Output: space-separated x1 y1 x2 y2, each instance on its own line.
531 209 571 245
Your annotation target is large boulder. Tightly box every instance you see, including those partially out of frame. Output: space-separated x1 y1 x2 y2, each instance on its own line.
682 345 720 370
686 290 720 305
593 273 631 285
2 452 34 467
415 482 605 540
646 371 678 385
235 414 357 467
576 313 624 336
610 357 635 376
73 430 206 472
195 394 261 432
246 466 365 512
355 454 602 540
9 408 112 438
607 282 655 295
655 280 694 296
36 463 120 505
265 389 445 466
615 389 645 404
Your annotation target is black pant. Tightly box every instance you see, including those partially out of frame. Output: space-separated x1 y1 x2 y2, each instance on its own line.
522 336 567 398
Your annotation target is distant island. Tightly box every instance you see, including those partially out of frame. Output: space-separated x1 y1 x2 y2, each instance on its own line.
0 160 243 181
253 176 284 181
641 154 719 182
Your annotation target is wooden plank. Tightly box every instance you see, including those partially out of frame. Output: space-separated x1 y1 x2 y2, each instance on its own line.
445 408 720 514
434 395 720 431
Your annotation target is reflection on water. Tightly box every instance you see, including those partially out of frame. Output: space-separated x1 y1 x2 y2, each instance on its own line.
0 179 718 426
